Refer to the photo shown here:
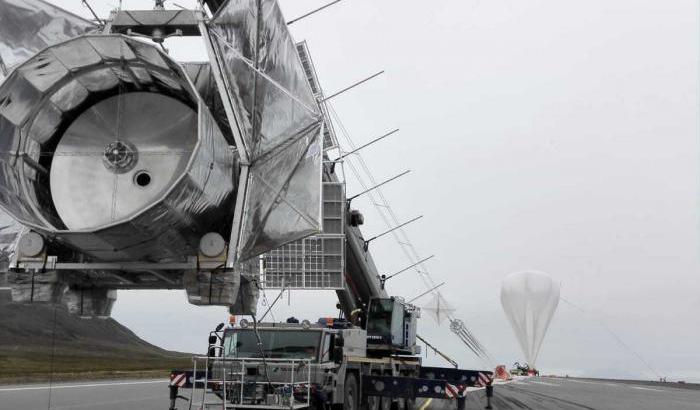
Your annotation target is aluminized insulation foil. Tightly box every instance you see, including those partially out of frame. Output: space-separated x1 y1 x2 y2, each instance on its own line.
0 0 321 273
0 0 96 77
0 35 236 261
182 62 232 144
209 0 324 261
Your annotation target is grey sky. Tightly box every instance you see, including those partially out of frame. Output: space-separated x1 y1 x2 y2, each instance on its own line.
53 0 699 382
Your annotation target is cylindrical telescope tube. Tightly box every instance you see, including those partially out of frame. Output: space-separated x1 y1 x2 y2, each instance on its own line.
0 35 236 261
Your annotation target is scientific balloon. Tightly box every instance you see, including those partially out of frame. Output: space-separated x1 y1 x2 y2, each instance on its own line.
500 271 560 369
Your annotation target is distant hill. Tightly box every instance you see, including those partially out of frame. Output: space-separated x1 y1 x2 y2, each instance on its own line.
0 291 192 382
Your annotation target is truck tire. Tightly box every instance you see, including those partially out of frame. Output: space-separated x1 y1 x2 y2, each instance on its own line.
344 373 359 410
366 396 380 410
365 396 391 410
381 397 392 410
391 398 413 410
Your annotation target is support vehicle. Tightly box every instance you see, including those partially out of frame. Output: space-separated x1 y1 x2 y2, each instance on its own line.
169 297 494 410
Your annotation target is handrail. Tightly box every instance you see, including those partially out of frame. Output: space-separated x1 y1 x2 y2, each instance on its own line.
192 356 313 363
190 355 313 409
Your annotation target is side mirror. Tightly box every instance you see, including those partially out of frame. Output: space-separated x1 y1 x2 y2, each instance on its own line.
332 346 343 364
215 323 225 332
208 335 218 345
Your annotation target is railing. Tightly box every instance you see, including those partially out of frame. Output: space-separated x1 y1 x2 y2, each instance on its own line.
189 355 313 410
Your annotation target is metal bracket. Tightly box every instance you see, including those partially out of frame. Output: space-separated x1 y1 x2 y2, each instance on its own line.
13 256 201 272
111 10 200 37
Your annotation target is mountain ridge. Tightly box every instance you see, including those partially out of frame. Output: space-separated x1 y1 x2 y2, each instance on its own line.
0 291 192 382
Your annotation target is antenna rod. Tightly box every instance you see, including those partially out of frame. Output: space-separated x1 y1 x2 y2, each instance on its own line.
408 282 446 303
258 280 286 322
0 56 7 77
385 255 435 281
334 129 399 161
287 0 345 25
321 71 384 103
365 215 423 245
82 0 104 24
417 335 459 369
347 170 410 202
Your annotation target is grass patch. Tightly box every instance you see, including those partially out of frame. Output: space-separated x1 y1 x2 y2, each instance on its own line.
0 302 196 384
0 349 193 384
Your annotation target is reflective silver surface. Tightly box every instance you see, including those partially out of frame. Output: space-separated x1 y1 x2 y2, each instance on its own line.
0 0 95 74
51 92 198 230
0 35 236 261
207 0 324 262
0 210 24 269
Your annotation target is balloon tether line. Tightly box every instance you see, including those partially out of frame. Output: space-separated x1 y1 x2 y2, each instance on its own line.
560 297 661 379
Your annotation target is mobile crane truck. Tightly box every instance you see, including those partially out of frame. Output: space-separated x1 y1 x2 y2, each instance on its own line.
167 166 495 410
167 0 493 404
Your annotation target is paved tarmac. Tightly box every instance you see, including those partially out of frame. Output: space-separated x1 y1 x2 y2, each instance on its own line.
0 379 168 410
420 377 700 410
1 376 699 410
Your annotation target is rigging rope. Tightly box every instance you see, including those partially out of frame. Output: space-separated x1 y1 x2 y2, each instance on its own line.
561 297 661 379
325 102 492 366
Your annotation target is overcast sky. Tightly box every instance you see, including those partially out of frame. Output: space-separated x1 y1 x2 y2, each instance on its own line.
52 0 699 382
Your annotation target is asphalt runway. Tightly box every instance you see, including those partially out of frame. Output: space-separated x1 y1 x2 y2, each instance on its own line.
1 377 699 410
420 377 700 410
0 379 168 410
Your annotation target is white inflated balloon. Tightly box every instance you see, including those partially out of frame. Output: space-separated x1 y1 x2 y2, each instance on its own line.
500 271 560 368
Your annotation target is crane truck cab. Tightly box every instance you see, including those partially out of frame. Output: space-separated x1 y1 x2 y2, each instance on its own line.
365 297 420 355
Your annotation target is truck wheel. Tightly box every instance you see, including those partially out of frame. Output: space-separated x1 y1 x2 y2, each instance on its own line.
344 373 359 410
381 397 392 410
366 396 380 410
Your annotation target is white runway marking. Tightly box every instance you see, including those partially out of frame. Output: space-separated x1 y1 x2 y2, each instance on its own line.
418 398 433 410
565 379 619 387
629 386 665 392
564 379 600 385
529 381 561 386
0 380 164 392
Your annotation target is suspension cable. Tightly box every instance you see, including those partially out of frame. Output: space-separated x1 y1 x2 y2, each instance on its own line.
561 297 661 379
327 102 492 366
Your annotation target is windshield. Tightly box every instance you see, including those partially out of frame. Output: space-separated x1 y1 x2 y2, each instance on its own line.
223 330 321 360
367 299 394 335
